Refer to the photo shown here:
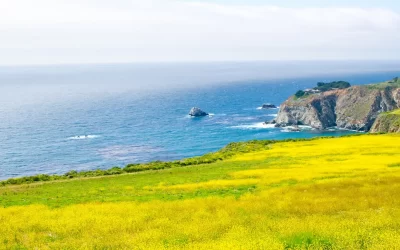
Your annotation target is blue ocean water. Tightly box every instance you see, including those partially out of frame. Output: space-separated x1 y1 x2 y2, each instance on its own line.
0 61 399 179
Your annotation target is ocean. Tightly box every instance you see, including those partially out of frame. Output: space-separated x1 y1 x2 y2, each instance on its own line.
0 61 399 179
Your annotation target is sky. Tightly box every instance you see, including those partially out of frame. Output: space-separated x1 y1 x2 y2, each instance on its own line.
0 0 399 65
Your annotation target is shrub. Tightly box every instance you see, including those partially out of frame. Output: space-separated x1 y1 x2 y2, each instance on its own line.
295 90 305 98
314 81 350 92
64 170 78 178
105 167 123 175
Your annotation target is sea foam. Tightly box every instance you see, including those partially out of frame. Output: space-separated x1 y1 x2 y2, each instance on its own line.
68 135 100 140
230 122 276 130
281 125 313 133
257 106 280 110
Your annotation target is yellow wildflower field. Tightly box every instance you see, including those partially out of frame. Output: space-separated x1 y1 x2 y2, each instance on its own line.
1 134 400 249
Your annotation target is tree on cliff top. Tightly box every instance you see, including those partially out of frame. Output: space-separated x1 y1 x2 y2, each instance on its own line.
314 81 351 92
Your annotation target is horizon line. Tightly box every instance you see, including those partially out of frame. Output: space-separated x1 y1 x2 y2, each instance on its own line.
1 59 400 68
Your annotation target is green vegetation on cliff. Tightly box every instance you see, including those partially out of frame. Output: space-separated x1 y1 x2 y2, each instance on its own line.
315 81 351 91
367 77 400 89
294 80 351 98
370 109 400 133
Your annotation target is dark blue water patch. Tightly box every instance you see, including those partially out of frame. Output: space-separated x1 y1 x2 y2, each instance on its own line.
0 62 399 179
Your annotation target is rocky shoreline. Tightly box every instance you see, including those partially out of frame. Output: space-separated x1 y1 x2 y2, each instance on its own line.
273 78 400 132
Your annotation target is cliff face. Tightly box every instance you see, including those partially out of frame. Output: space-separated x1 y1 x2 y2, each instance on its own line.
370 110 400 133
276 82 400 131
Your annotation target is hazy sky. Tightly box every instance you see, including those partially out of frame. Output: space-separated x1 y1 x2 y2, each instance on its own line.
1 0 400 65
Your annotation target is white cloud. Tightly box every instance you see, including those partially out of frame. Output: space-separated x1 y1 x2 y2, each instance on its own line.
0 0 399 65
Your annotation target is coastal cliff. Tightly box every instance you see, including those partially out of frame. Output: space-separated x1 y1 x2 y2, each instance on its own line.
370 109 400 133
275 78 400 131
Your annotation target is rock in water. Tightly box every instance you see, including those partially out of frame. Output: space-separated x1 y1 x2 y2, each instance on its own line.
261 103 277 109
189 107 209 117
264 119 276 125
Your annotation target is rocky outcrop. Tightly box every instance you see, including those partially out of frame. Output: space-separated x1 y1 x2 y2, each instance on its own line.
261 103 277 109
370 110 400 133
275 78 400 131
189 107 209 117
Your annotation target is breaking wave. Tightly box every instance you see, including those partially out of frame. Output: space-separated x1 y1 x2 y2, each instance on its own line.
68 135 100 140
230 122 276 130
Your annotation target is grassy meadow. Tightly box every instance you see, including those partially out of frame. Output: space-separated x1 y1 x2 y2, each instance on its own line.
1 134 400 249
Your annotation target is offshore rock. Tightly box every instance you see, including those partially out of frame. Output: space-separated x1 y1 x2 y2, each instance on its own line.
189 107 209 117
261 103 277 109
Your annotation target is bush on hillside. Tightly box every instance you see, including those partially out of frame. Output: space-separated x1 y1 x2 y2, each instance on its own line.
314 81 350 92
295 90 306 98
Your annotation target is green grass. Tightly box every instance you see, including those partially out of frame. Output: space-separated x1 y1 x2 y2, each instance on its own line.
2 136 360 187
283 232 333 249
378 109 400 116
388 163 400 168
0 158 264 208
0 139 275 187
366 77 400 90
0 134 375 208
0 153 315 208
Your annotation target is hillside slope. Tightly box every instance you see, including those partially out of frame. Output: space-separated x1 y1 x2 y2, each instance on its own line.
370 109 400 133
275 77 400 131
1 134 400 249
